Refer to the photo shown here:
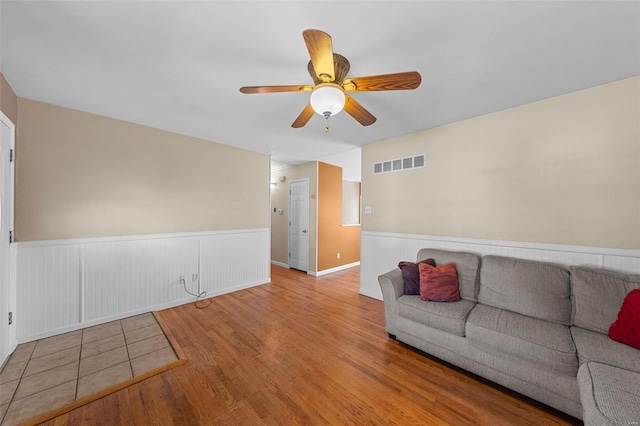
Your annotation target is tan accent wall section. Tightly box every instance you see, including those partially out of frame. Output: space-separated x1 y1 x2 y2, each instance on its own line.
0 73 18 125
362 76 640 250
317 162 360 271
270 162 318 272
16 98 269 241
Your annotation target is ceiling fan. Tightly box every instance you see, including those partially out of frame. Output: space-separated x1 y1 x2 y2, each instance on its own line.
240 29 422 129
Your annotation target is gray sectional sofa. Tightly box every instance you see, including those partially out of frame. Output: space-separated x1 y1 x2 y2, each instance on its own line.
378 249 640 424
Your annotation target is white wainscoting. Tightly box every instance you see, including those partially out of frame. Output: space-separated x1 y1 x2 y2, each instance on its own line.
17 244 81 341
360 231 640 300
16 229 270 342
200 232 272 295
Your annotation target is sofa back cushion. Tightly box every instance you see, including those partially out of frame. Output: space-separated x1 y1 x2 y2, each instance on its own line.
417 249 480 302
479 256 571 325
571 266 640 334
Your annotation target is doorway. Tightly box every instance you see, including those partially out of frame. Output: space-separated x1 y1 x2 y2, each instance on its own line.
0 111 15 365
288 179 309 272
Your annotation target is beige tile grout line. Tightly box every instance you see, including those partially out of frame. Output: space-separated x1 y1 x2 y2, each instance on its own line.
1 335 82 425
2 323 119 424
22 314 187 426
74 326 85 401
1 340 36 424
119 320 135 380
2 315 185 426
74 320 132 401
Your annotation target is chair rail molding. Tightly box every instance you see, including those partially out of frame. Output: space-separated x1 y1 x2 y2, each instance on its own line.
360 231 640 300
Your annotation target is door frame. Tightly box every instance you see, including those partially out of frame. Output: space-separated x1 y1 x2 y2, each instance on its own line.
288 178 310 272
0 110 16 365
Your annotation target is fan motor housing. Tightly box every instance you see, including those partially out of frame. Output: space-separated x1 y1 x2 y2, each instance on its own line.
308 53 351 85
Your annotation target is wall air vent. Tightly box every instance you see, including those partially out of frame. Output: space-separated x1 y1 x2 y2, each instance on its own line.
372 154 426 174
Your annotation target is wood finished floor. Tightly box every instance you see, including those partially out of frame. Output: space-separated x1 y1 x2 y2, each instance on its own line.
43 265 580 425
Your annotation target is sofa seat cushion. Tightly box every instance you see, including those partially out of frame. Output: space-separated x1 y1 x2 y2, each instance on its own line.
397 295 476 337
467 304 577 375
578 362 640 426
571 327 640 373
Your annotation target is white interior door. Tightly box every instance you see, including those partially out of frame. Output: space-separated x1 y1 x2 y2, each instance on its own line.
0 113 14 365
288 179 309 272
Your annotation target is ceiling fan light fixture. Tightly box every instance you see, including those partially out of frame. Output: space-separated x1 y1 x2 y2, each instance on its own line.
240 30 421 128
310 83 345 117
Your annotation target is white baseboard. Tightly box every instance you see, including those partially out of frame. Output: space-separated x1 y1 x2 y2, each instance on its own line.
270 260 290 268
20 295 196 342
358 287 383 300
311 261 360 277
18 278 270 343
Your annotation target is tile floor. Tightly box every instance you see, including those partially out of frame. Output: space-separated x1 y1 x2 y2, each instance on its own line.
0 313 179 426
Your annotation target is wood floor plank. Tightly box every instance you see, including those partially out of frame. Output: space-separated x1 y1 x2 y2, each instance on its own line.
40 265 580 425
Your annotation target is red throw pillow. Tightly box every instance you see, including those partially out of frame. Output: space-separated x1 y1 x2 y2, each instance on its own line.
609 289 640 350
418 262 461 302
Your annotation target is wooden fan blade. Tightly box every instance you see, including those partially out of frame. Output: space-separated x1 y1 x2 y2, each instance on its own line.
240 85 313 94
303 29 335 82
343 95 376 126
342 71 421 92
292 103 315 128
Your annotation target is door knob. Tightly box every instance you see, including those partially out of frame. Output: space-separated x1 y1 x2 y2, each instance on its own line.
302 229 307 233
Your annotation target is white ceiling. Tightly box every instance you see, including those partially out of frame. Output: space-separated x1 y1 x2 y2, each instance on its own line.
1 1 638 168
316 147 362 182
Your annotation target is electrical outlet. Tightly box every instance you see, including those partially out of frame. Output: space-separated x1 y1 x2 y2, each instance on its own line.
192 273 198 282
337 252 340 259
179 275 185 285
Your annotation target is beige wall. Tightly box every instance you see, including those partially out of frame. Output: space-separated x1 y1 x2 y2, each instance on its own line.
0 73 18 125
270 162 317 272
16 98 269 241
362 76 640 250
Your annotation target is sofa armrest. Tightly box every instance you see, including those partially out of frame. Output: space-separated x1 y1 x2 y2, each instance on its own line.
378 268 404 336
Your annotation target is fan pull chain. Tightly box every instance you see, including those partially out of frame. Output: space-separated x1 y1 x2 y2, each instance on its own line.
324 112 330 132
